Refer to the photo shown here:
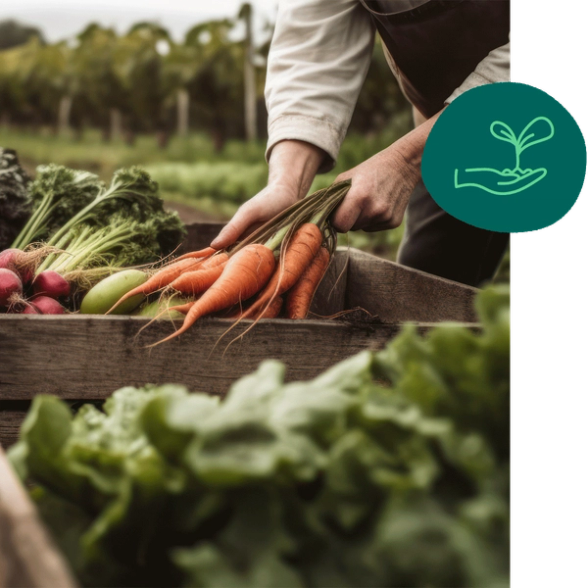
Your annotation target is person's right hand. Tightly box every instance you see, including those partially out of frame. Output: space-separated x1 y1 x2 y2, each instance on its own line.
211 140 325 249
210 181 299 249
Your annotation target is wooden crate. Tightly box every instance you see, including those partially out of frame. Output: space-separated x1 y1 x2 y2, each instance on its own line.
0 448 78 588
0 223 478 449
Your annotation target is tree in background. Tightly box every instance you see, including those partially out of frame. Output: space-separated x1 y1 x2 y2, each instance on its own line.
0 13 410 150
184 19 247 152
0 37 68 130
0 20 45 50
239 3 257 142
160 34 201 138
113 23 172 146
68 24 125 141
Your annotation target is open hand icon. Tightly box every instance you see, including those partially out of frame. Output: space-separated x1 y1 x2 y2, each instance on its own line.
455 117 554 195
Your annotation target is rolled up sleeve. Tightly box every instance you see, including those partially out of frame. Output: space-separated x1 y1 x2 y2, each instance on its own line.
265 0 375 172
446 41 511 104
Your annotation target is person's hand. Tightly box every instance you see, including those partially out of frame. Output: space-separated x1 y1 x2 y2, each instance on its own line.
331 109 443 233
331 146 421 232
211 140 324 249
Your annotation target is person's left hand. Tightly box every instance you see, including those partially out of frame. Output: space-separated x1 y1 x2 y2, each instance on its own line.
331 145 421 233
331 108 443 233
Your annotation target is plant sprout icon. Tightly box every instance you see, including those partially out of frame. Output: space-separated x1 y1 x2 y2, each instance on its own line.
454 116 555 195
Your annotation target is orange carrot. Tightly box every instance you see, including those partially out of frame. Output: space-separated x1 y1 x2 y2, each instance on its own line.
169 261 227 295
219 303 247 319
152 244 275 344
107 257 207 314
108 253 228 313
286 246 330 319
252 295 283 320
195 252 229 269
171 247 217 263
241 223 323 319
167 301 196 315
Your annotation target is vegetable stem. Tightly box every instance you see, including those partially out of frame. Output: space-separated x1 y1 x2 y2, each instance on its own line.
265 225 290 252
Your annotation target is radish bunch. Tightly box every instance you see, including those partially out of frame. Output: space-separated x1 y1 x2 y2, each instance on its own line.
0 249 69 315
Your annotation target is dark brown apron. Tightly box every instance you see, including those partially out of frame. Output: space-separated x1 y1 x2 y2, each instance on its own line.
360 0 510 118
358 1 511 286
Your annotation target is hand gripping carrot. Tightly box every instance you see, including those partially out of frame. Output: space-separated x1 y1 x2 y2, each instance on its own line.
152 244 275 344
286 246 330 319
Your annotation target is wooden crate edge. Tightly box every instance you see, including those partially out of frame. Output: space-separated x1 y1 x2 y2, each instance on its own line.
0 448 78 588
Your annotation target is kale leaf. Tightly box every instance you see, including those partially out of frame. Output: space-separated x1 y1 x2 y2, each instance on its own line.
0 148 32 250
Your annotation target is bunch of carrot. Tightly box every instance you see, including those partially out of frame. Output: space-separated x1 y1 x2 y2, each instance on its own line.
108 181 351 344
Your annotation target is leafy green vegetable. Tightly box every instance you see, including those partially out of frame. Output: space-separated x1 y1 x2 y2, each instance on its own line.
0 148 32 250
9 286 509 588
11 164 185 272
11 163 103 249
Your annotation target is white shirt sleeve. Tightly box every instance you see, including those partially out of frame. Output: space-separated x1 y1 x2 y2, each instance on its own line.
446 41 511 103
265 0 375 172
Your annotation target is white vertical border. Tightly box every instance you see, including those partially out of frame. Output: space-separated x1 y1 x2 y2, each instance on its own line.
510 9 519 588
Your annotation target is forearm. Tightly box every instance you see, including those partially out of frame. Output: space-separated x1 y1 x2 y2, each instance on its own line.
265 0 375 172
388 109 443 180
267 140 324 198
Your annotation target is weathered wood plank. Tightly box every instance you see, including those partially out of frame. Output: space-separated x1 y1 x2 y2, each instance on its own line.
0 322 478 451
0 316 401 401
0 448 78 588
0 405 28 449
345 249 478 323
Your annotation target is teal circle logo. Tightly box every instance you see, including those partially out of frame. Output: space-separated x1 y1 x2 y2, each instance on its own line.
422 82 586 232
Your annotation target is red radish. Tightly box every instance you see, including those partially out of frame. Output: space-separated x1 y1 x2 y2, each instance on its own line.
0 249 34 284
22 304 41 315
0 249 19 271
33 271 70 298
31 296 65 315
0 268 23 306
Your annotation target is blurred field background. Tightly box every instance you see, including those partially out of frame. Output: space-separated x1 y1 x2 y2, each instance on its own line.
0 4 508 276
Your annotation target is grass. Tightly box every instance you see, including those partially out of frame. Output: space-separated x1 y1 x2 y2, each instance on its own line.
0 127 268 179
0 123 409 179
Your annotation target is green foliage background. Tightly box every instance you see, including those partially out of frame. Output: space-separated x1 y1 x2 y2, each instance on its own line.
10 286 510 588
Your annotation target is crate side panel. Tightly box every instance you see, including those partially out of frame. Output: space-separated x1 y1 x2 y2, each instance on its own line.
0 407 28 449
346 249 478 323
0 316 399 401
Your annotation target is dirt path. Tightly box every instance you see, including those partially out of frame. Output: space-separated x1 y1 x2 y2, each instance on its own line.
163 201 225 225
